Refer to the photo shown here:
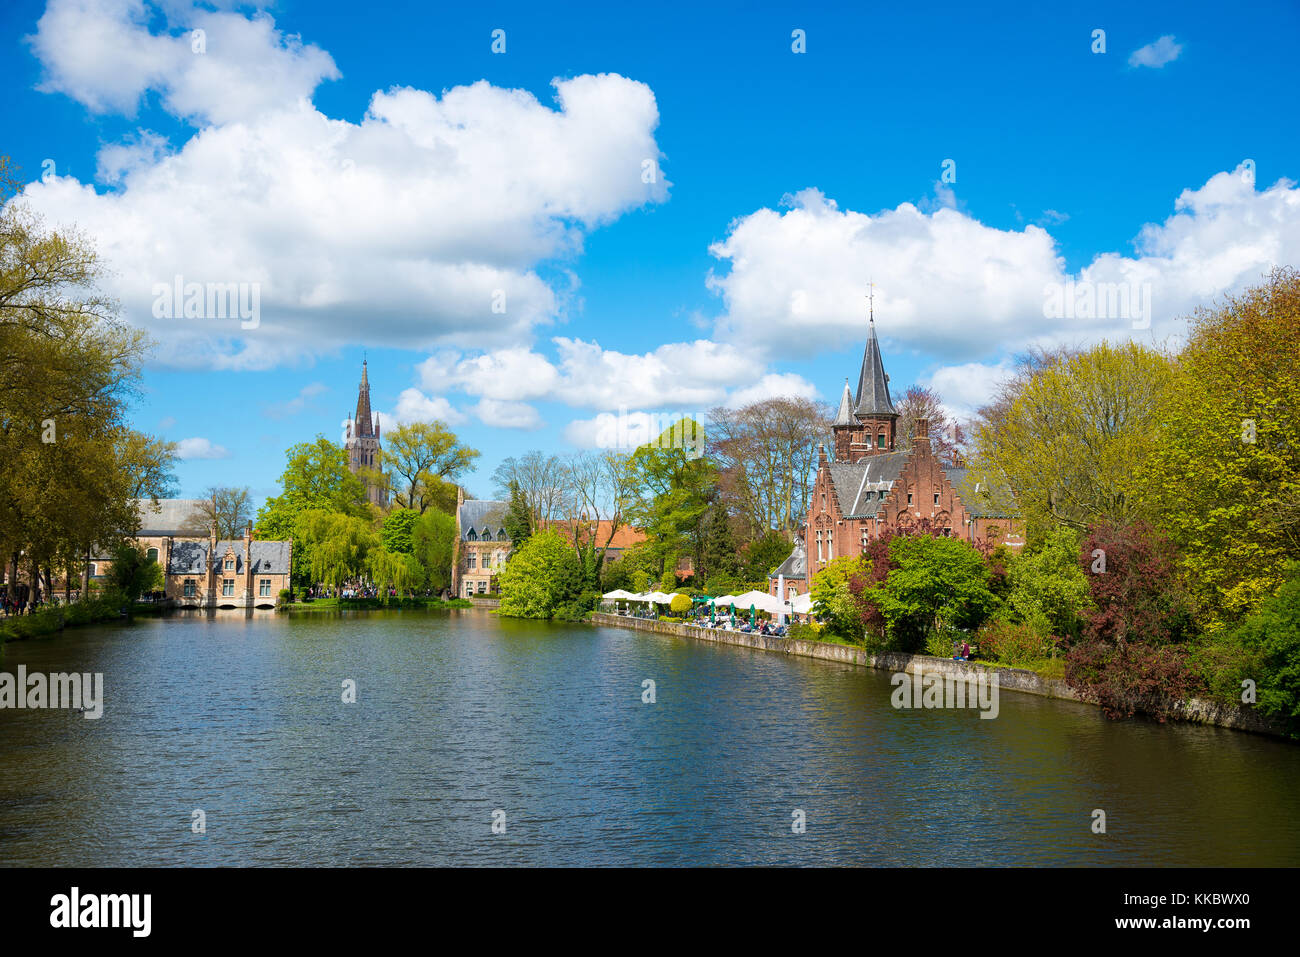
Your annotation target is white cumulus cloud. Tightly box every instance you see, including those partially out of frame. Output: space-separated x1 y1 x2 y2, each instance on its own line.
1129 35 1183 69
175 436 229 459
16 2 669 370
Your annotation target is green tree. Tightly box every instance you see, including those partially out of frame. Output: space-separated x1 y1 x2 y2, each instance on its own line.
742 530 795 582
293 509 379 587
810 556 867 641
503 479 533 547
968 341 1174 539
1004 526 1091 639
700 506 739 584
497 530 583 619
1231 562 1300 732
383 421 479 514
411 508 456 594
107 540 164 602
381 507 420 554
869 535 997 652
1138 268 1300 630
625 419 716 574
0 156 154 601
256 437 369 585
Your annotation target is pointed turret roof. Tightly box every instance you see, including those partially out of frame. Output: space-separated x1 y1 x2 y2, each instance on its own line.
354 359 375 437
853 320 895 417
833 379 853 426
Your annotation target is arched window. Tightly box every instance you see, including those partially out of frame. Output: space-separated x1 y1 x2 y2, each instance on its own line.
146 547 159 563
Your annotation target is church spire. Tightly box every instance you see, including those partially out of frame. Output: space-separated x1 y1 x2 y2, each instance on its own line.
354 358 374 437
853 316 895 417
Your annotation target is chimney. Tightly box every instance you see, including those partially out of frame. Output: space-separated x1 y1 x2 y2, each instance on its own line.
207 523 217 605
243 521 252 601
915 418 930 451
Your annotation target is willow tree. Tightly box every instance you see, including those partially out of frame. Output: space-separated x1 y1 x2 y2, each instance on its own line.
294 510 378 587
366 546 422 596
1138 268 1300 630
0 156 159 597
966 342 1175 542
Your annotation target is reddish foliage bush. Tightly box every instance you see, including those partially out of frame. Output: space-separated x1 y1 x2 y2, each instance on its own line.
1063 520 1203 719
1077 520 1195 647
1065 640 1205 719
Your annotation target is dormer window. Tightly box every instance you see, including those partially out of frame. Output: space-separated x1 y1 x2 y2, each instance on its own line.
224 557 234 570
467 529 478 541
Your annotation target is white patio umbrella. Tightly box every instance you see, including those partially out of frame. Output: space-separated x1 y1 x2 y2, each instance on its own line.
732 590 785 615
790 592 814 615
602 588 638 613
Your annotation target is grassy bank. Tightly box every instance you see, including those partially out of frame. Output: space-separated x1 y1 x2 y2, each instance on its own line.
280 596 473 613
785 622 1067 679
0 594 130 642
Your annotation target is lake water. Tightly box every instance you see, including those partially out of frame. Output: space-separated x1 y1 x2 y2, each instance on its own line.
1 608 1298 866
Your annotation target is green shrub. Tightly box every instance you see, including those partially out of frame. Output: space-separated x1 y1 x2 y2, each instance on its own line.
924 624 966 658
1227 561 1300 732
978 611 1055 667
787 622 824 642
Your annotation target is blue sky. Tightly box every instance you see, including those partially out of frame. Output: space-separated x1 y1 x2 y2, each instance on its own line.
3 0 1298 508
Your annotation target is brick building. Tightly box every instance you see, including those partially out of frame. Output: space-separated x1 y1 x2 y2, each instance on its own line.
83 499 292 608
452 490 512 597
776 316 1023 593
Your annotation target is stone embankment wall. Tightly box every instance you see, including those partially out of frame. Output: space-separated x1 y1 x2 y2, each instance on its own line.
590 612 1283 738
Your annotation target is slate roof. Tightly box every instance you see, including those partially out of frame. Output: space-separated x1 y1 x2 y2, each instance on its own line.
827 452 909 518
769 539 808 580
458 500 510 542
134 498 209 536
832 380 853 426
166 540 291 576
853 321 896 417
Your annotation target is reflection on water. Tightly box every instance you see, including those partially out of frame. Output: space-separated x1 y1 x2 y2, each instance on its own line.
1 608 1297 866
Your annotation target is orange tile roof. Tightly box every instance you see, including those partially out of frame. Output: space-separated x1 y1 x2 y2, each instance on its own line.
539 520 646 550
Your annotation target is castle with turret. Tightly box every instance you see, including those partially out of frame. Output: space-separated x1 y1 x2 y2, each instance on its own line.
770 311 1023 601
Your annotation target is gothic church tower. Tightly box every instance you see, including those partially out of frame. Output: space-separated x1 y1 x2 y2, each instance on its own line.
345 359 388 507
